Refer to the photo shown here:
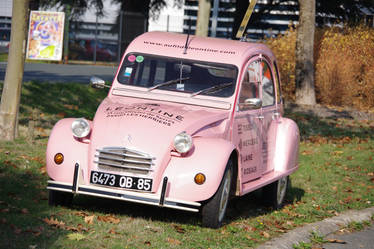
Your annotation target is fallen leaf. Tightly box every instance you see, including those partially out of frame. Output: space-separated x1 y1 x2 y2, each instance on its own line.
261 231 271 238
172 224 186 234
167 238 181 245
74 211 90 217
108 228 119 235
97 215 120 224
144 241 151 246
84 215 95 225
43 217 65 229
1 208 9 213
327 238 346 244
67 233 85 241
21 208 29 214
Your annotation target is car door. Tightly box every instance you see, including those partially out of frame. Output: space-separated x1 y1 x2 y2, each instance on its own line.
233 57 264 183
259 58 279 174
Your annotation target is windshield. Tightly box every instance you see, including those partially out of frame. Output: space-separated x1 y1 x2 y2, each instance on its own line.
117 54 238 98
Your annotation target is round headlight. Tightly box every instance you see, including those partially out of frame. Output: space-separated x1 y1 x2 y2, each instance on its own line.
173 132 193 154
71 118 91 138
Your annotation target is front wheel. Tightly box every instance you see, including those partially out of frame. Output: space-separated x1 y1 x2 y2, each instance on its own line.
262 176 289 209
202 160 233 228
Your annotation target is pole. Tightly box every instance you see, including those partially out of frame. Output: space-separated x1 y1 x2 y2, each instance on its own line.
94 14 98 64
211 0 219 37
63 4 70 63
117 11 123 63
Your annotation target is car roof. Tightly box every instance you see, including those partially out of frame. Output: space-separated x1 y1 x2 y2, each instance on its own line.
124 31 275 68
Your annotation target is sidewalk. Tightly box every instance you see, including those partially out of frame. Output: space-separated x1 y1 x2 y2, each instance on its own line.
256 207 374 249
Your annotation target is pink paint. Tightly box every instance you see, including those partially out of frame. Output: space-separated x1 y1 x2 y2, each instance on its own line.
46 32 299 226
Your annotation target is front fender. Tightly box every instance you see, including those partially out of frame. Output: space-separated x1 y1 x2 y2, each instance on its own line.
46 118 91 183
162 137 235 202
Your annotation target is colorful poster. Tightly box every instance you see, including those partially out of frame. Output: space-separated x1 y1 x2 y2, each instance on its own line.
26 11 65 61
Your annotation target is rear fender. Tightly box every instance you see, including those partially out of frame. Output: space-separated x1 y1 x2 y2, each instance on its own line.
162 137 235 202
273 117 299 172
46 118 91 183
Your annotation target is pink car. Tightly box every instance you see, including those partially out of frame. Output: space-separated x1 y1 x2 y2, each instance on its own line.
46 31 299 228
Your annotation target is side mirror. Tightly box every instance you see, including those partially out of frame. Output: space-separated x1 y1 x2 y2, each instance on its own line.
90 76 109 89
239 98 262 110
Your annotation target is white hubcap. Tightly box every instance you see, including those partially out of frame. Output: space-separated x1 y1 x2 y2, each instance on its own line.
218 170 231 222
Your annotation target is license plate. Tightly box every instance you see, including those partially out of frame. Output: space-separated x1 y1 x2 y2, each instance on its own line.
90 171 152 192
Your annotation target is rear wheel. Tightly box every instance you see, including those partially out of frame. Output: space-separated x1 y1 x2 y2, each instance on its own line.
48 190 73 207
202 160 233 228
262 176 289 209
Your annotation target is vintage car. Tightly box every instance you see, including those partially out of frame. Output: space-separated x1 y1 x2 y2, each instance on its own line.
46 31 299 228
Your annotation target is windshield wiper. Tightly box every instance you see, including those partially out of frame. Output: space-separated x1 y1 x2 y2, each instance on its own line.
191 82 233 97
148 77 190 91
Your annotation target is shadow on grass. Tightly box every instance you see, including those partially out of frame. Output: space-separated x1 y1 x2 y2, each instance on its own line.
285 110 374 141
63 183 305 228
0 168 66 249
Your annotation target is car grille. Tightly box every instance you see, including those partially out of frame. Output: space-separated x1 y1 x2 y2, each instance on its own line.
94 147 155 175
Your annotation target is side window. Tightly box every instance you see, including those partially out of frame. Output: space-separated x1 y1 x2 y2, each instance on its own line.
273 62 282 104
261 61 275 107
239 60 260 110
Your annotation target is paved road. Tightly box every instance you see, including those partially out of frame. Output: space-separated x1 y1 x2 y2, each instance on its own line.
324 223 374 249
0 62 117 83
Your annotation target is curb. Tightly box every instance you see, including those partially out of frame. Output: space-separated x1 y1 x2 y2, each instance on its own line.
256 206 374 249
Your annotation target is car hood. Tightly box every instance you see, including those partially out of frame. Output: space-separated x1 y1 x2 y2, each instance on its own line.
87 96 230 191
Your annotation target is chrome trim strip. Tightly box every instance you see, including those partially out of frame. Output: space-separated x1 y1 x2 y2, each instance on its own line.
94 161 154 171
47 180 200 212
95 155 154 165
97 149 155 160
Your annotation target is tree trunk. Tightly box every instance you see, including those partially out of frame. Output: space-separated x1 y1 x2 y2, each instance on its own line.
0 0 29 140
295 0 316 105
195 0 211 37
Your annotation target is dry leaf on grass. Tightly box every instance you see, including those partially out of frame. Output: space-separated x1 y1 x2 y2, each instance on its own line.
43 217 65 228
261 231 271 238
108 228 119 235
172 224 186 234
167 238 182 245
327 238 347 244
21 208 29 214
97 215 120 224
84 215 95 224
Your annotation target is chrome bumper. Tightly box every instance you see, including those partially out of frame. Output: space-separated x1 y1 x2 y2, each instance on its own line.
47 163 201 212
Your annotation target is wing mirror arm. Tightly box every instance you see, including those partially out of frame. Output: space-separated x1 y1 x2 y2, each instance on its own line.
90 76 110 89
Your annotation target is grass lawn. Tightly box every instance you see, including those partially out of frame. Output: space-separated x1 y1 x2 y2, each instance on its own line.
0 81 373 249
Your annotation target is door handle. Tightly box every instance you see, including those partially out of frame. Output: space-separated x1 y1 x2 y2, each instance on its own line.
272 112 280 120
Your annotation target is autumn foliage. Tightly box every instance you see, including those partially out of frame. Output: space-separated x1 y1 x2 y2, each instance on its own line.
266 25 374 110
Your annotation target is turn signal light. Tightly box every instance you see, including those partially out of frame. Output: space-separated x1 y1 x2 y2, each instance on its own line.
194 173 206 185
54 153 64 165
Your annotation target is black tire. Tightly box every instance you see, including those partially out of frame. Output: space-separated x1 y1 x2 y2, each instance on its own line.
48 190 73 207
262 176 289 209
202 160 233 228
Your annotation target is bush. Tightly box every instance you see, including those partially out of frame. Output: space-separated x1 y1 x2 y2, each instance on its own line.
266 25 374 110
